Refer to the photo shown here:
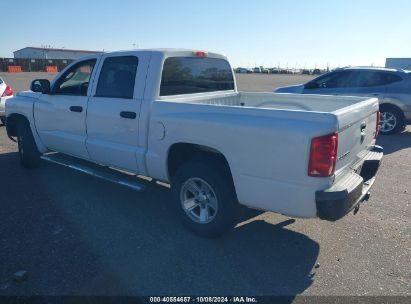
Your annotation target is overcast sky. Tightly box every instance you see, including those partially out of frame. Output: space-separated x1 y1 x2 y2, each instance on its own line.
2 0 410 68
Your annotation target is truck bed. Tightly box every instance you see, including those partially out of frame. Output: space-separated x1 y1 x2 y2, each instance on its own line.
150 91 379 218
159 92 379 175
160 91 370 112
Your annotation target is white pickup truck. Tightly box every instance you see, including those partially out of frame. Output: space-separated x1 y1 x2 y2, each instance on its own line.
5 49 383 237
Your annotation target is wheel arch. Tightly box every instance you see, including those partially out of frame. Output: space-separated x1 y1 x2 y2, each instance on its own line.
6 113 29 137
166 142 235 185
6 113 47 152
379 102 405 118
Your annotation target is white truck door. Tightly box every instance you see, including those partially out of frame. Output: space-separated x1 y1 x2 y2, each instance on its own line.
33 58 99 159
86 53 149 173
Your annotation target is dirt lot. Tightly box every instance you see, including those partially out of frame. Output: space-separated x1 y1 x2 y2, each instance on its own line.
0 72 409 298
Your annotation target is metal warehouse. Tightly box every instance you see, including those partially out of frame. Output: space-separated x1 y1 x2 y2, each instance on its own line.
385 58 411 70
13 47 104 60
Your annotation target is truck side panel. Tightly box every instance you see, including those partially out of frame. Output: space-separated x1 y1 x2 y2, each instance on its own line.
146 101 339 218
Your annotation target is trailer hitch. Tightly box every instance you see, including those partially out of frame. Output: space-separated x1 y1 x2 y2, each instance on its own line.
354 192 371 215
353 204 360 215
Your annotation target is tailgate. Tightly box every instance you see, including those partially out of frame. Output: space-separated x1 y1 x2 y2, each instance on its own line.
334 97 380 175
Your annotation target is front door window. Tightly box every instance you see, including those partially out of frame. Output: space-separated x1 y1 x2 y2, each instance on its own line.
53 59 96 96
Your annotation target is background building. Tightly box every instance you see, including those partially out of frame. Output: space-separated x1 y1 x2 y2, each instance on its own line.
13 47 103 60
385 58 411 70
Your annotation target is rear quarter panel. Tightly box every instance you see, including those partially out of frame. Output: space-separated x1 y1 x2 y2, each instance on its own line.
146 100 338 217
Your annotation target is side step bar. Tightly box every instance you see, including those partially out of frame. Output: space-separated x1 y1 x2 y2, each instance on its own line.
40 153 146 191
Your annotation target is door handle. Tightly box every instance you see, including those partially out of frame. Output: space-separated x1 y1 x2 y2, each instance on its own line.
120 111 137 119
360 122 367 131
70 106 83 112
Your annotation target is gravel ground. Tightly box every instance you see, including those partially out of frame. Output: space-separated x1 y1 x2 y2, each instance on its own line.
0 72 409 298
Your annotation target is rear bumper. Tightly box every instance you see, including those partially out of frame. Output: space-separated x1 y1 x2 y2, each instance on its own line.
316 145 383 221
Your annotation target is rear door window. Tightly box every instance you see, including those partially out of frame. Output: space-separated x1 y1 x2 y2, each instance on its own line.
378 72 402 85
160 57 235 96
346 71 403 87
95 56 138 99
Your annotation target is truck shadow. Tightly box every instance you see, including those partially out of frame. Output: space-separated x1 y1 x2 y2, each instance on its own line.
0 152 319 298
376 127 411 155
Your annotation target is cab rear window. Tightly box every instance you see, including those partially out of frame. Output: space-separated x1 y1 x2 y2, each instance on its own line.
160 57 234 96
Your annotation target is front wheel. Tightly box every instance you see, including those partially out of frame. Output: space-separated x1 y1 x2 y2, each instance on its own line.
379 106 404 135
171 157 239 238
17 120 40 168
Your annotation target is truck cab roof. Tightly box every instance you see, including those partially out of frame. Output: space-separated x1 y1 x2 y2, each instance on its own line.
85 48 228 60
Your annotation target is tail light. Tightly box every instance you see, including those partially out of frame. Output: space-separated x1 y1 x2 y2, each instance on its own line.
308 133 338 177
375 111 381 138
2 85 13 97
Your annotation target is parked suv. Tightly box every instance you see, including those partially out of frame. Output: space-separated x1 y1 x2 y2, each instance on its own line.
274 67 411 135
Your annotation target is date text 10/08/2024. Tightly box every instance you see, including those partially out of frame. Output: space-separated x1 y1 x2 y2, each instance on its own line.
149 297 258 303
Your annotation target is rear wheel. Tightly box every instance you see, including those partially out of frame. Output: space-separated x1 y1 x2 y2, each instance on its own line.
171 156 239 238
17 120 40 168
379 105 404 135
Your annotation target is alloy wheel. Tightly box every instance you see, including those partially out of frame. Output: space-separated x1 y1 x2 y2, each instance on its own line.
180 178 218 224
380 111 397 133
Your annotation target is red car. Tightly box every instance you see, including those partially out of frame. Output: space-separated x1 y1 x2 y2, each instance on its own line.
0 76 14 124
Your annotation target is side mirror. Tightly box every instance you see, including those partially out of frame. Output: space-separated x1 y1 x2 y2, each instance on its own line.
304 81 318 89
30 79 51 94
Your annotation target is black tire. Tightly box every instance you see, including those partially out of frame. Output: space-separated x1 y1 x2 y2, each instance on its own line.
171 156 239 238
17 119 40 168
379 105 404 135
